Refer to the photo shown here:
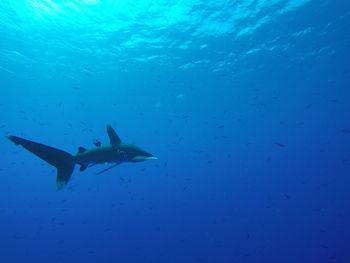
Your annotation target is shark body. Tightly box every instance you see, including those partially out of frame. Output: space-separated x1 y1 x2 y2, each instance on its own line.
7 125 156 190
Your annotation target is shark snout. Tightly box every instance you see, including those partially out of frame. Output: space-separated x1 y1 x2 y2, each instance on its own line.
130 150 157 161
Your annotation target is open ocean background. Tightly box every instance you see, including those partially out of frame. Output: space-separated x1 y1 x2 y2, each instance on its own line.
0 0 349 262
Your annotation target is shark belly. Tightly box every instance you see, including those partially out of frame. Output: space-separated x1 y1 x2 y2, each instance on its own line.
75 145 125 166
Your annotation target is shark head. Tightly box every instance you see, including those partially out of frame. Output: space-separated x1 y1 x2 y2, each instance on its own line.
131 155 158 162
118 143 157 162
104 124 157 163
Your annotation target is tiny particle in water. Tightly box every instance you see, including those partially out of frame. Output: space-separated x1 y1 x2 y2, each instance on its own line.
176 94 185 100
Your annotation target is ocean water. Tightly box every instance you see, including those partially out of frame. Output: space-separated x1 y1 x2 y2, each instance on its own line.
0 0 349 262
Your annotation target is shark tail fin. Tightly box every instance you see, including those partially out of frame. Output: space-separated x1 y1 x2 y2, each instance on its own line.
6 136 76 190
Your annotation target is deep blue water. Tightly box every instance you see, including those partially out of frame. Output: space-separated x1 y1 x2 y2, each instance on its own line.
1 0 350 262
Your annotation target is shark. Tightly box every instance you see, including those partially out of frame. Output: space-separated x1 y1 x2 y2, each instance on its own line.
6 125 157 190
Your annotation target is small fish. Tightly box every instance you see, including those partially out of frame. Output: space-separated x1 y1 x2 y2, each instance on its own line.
340 129 350 134
274 142 285 148
93 139 102 147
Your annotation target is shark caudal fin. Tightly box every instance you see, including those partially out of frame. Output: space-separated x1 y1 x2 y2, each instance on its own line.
6 136 76 190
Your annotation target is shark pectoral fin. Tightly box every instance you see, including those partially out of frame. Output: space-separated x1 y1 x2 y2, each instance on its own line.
80 164 88 171
106 125 122 146
96 163 121 175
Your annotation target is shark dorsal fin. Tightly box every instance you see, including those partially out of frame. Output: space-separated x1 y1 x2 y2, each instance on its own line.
78 147 87 153
106 125 122 146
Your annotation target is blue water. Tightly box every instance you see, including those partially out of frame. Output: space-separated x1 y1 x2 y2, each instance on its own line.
1 0 349 262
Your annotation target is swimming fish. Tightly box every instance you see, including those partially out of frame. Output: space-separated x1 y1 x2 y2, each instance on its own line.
6 125 157 190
